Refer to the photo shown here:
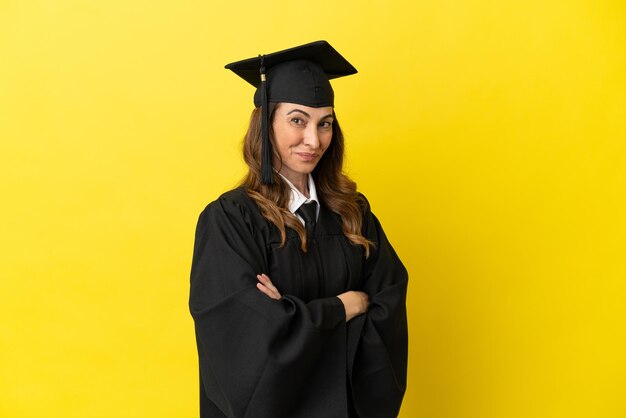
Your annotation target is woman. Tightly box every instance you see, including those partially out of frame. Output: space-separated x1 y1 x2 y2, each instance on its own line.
189 41 408 418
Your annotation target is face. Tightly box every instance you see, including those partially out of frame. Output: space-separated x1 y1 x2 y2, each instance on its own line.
271 102 334 185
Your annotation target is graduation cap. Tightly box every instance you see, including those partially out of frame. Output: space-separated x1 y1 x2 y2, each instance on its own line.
225 40 357 184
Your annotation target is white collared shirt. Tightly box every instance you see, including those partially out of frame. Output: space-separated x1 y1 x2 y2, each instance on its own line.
279 173 320 225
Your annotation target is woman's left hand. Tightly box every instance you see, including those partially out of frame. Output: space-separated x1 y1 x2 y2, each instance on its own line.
256 273 282 300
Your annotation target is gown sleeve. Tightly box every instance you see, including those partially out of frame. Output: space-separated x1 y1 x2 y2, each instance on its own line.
189 192 348 418
347 199 409 418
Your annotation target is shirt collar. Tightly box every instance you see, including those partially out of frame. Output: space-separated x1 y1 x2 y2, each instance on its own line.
279 173 320 219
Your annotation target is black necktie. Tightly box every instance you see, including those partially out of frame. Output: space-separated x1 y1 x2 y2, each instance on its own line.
296 201 317 238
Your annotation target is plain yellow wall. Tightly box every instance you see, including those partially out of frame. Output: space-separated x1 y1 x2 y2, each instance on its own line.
1 1 625 417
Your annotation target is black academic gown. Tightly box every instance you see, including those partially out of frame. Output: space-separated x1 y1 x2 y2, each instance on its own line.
189 188 408 418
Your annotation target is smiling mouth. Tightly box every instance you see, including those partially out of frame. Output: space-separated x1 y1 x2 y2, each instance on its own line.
296 153 318 161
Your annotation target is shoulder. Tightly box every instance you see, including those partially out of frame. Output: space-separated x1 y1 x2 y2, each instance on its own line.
202 187 257 214
355 192 384 242
198 187 265 230
356 192 372 216
216 187 253 205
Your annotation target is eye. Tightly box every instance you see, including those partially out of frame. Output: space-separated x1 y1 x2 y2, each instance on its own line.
290 117 304 125
319 121 332 129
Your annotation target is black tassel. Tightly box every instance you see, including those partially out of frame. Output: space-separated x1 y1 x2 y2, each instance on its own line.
259 56 273 185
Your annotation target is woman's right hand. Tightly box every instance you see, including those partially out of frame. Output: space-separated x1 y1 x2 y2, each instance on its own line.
337 291 369 322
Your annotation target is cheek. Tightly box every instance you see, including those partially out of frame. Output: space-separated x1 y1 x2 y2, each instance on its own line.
321 132 333 151
271 126 290 151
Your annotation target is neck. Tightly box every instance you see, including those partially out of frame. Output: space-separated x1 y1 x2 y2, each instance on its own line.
283 173 309 198
293 176 309 198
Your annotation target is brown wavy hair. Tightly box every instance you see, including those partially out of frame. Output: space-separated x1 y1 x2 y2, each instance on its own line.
240 104 373 256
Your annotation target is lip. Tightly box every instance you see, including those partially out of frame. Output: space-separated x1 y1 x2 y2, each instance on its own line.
295 152 318 162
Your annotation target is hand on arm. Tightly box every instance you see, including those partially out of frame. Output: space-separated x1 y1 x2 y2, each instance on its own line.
256 273 282 300
257 274 369 322
337 291 369 322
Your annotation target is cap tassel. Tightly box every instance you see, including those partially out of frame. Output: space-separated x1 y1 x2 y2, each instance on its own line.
259 56 273 185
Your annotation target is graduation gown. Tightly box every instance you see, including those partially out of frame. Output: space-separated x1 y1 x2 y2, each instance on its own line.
189 188 408 418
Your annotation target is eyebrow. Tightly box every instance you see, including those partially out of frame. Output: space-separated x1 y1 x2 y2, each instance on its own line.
286 109 334 120
286 109 310 117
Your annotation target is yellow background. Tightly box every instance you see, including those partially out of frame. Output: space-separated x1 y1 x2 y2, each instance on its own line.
1 1 625 417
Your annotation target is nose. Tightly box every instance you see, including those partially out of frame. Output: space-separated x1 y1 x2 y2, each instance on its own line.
303 124 320 149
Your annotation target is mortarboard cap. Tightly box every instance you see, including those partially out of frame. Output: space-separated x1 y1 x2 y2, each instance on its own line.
225 41 357 184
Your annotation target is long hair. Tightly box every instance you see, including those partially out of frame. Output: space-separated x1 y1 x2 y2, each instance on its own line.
240 104 373 256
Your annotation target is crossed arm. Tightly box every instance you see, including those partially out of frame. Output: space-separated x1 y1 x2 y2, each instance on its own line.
256 273 369 322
